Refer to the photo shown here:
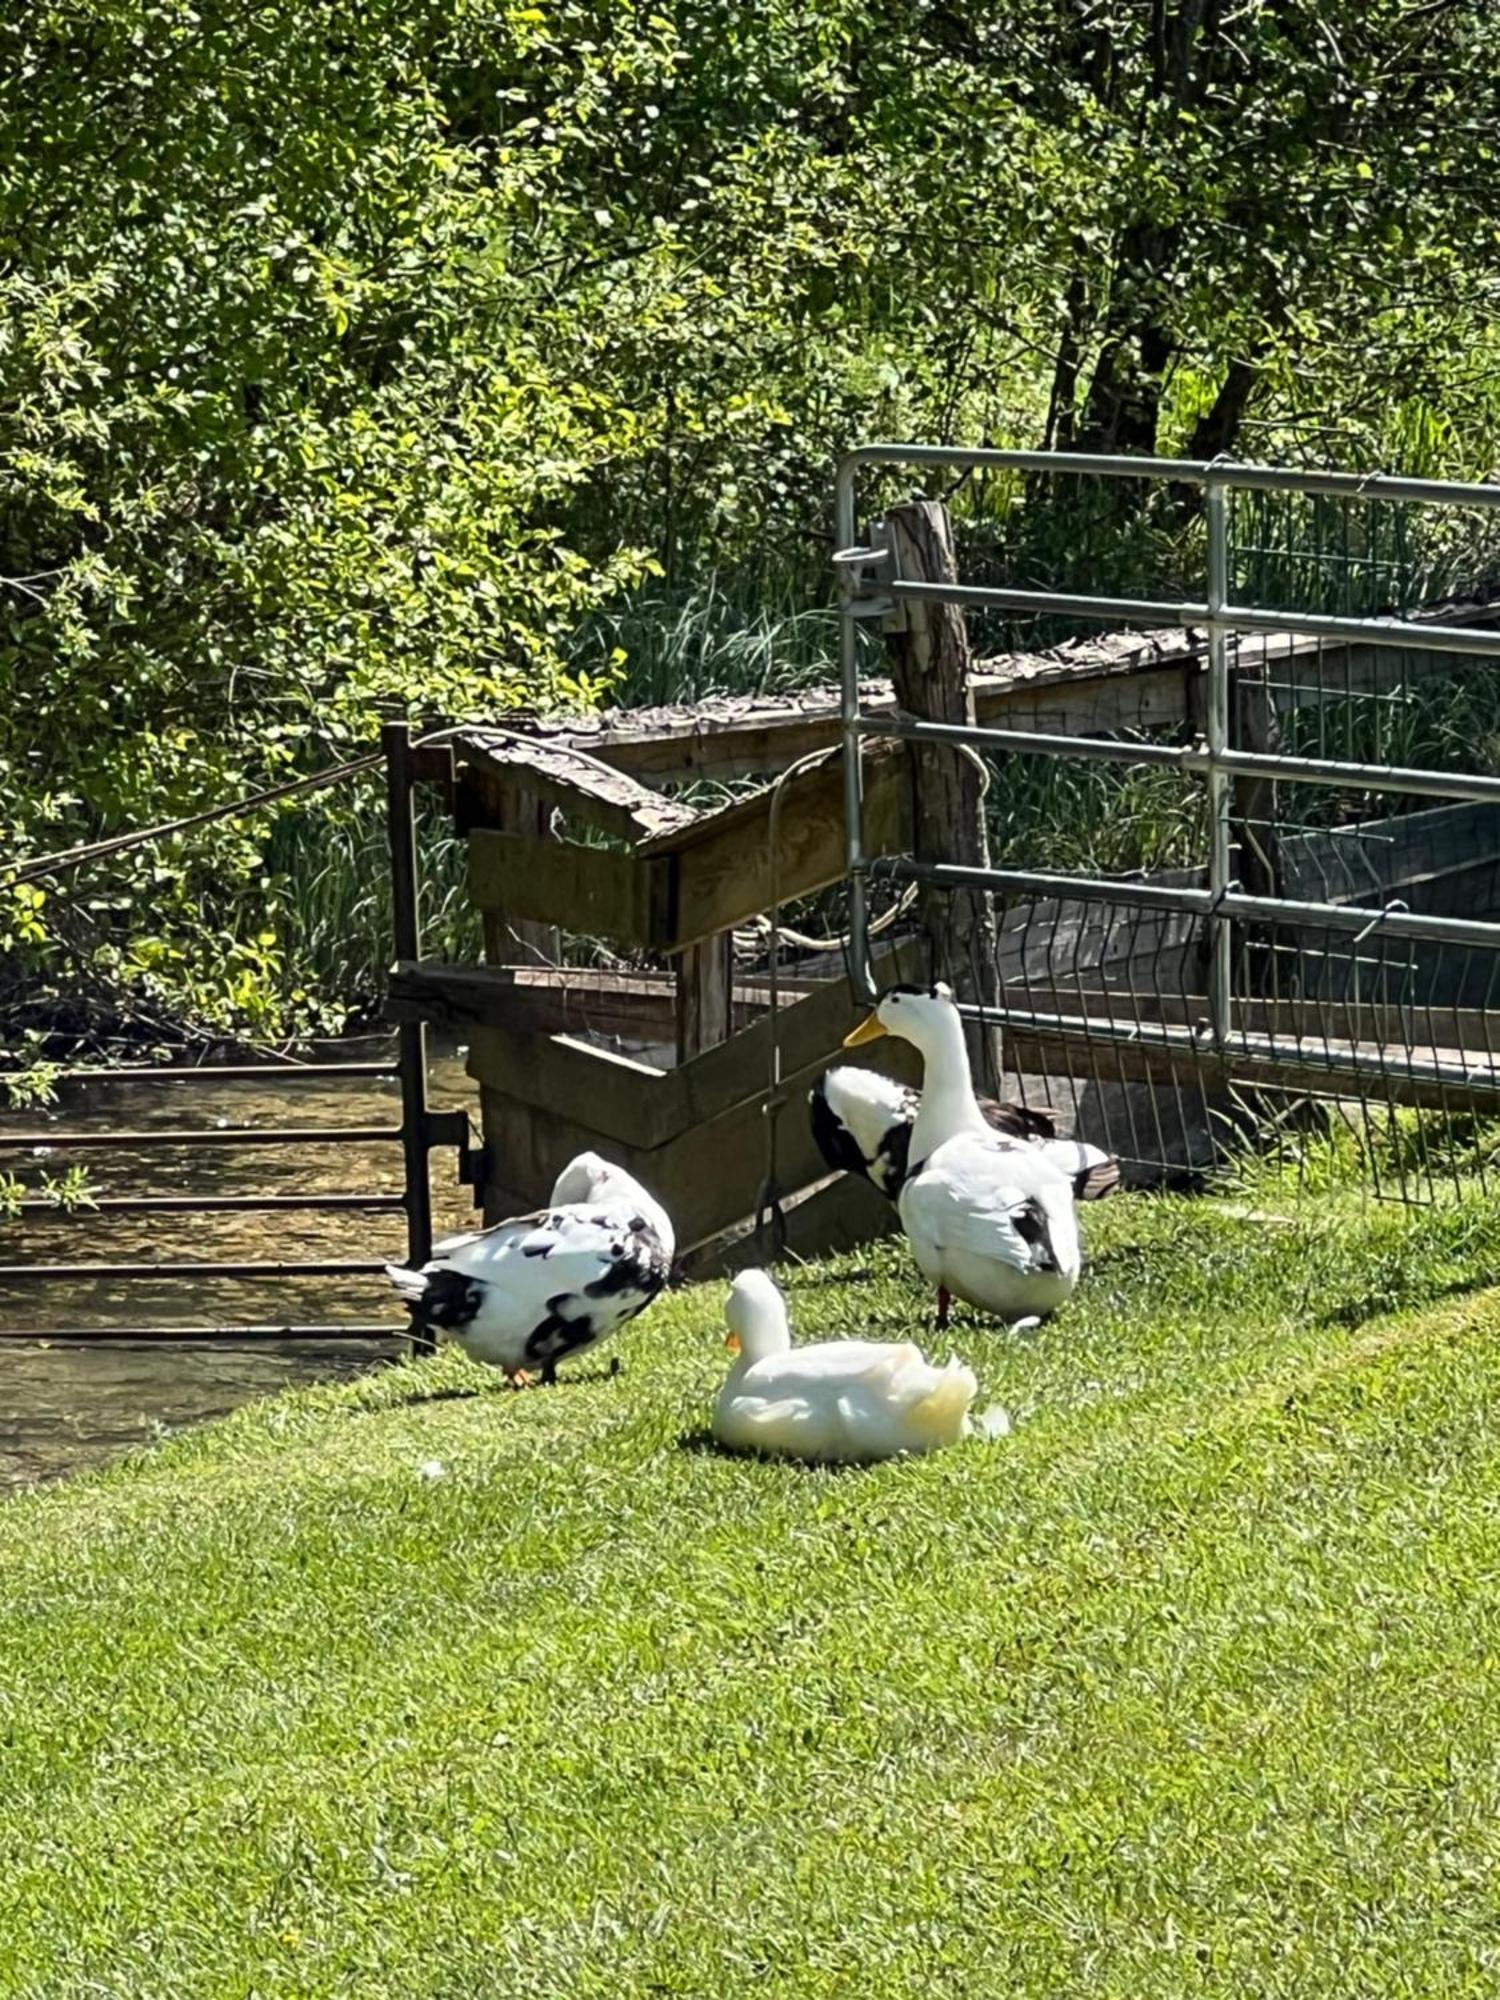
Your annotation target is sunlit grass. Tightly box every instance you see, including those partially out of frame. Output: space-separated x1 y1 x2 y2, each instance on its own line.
3 1174 1500 1994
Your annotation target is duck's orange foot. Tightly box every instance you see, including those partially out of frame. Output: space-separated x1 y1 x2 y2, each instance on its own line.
504 1369 536 1390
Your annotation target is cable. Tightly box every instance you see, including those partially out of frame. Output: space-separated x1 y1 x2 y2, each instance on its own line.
6 751 384 889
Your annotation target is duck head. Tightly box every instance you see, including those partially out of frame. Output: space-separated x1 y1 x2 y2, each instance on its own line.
548 1153 676 1260
550 1150 620 1204
843 981 964 1062
723 1268 791 1363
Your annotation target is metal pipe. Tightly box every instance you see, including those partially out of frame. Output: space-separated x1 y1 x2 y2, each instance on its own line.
1205 481 1233 1045
46 1061 398 1086
863 713 1190 768
0 1125 404 1153
884 578 1500 660
0 1259 393 1280
1223 600 1500 660
890 578 1210 628
945 999 1500 1099
867 855 1500 950
1212 745 1500 803
835 462 875 1001
860 713 1500 807
0 1324 404 1343
837 443 1500 510
383 718 435 1352
11 1193 405 1217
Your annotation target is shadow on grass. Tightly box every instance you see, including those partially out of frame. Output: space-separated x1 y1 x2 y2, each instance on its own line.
1316 1269 1492 1330
675 1425 865 1473
362 1355 627 1412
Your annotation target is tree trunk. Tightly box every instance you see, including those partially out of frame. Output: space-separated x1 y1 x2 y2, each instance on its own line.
1186 355 1259 463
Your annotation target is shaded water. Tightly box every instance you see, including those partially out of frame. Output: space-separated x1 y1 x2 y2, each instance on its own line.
0 1043 479 1490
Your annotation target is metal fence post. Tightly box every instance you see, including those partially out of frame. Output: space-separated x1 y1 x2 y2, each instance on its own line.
835 455 874 1001
1205 480 1233 1047
383 718 435 1350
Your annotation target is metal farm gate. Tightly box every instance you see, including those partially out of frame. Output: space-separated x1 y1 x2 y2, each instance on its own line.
834 447 1500 1191
0 724 479 1346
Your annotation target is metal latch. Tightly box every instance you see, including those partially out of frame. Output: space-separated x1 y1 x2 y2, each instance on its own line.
832 538 894 621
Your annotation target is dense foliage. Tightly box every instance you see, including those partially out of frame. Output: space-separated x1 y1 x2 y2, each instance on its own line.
5 0 1500 1044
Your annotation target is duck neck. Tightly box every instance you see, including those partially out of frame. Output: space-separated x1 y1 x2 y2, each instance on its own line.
909 1015 987 1163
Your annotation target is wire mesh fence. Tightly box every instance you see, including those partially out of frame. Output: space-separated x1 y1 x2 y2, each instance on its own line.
838 447 1500 1204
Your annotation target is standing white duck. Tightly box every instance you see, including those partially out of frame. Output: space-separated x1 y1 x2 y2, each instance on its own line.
386 1151 674 1384
809 1064 1118 1204
712 1269 981 1464
843 982 1082 1328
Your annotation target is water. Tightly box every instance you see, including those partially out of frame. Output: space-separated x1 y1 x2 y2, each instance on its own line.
0 1042 479 1490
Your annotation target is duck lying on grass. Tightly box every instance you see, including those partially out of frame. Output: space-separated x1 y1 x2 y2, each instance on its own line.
842 982 1085 1329
712 1268 1001 1465
386 1151 674 1384
810 1062 1119 1204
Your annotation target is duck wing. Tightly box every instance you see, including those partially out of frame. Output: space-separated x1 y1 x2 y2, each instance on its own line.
900 1135 1077 1276
740 1337 926 1397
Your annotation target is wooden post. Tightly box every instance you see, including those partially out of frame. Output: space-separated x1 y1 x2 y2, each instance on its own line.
1231 652 1282 997
878 498 1003 1091
675 929 734 1064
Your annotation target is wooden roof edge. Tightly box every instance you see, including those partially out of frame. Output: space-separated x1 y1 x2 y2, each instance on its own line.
447 579 1500 770
455 728 699 840
447 626 1202 764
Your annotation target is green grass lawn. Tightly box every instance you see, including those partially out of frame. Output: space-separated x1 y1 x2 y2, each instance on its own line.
4 1182 1500 1997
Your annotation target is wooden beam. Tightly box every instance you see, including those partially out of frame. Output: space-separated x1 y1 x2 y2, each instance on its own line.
1013 1028 1500 1115
670 936 926 1131
467 1026 672 1149
676 933 734 1064
997 984 1500 1061
647 737 910 950
386 962 820 1040
675 1171 900 1281
466 828 672 946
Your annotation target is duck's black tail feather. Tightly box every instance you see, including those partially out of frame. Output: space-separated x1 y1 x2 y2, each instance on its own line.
384 1263 482 1333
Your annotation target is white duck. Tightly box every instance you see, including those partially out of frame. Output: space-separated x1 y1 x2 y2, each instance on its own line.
843 982 1083 1328
386 1151 674 1384
810 1064 1118 1205
712 1268 982 1465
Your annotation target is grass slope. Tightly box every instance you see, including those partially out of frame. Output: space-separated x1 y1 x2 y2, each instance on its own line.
3 1187 1500 1997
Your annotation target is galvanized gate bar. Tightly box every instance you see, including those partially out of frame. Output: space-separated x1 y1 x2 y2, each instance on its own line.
838 442 1500 509
12 1194 406 1217
0 1325 401 1343
0 1125 405 1152
44 1061 399 1085
870 856 1500 950
0 1259 393 1281
837 443 1500 1038
1204 480 1233 1045
884 578 1500 661
860 714 1500 805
